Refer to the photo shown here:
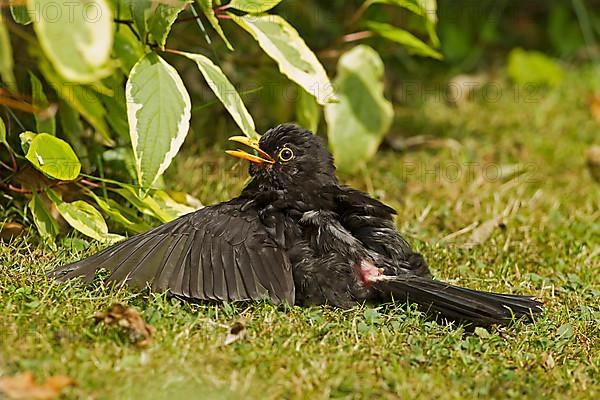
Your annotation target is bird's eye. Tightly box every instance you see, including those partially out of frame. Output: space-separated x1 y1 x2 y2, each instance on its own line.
278 147 294 162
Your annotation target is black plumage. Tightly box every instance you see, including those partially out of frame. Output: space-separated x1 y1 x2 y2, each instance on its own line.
50 124 542 325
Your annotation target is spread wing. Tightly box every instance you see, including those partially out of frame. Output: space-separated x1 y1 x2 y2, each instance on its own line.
49 199 295 304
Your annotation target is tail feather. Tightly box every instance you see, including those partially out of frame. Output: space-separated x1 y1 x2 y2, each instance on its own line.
372 275 542 325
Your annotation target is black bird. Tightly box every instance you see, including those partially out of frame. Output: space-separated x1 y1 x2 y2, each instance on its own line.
50 124 542 325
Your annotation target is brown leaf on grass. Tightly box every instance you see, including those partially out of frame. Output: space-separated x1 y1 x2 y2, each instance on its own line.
465 200 519 248
588 94 600 122
223 321 246 346
586 145 600 182
0 371 75 400
94 304 155 347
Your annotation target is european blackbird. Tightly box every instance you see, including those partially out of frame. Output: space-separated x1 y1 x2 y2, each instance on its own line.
50 124 542 325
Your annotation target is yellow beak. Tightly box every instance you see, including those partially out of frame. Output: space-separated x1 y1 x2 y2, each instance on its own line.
226 136 275 165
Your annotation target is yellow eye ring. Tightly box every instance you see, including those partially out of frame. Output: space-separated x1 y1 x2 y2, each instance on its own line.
278 147 294 162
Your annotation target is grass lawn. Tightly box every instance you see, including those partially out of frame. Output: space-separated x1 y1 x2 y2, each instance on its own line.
1 65 599 399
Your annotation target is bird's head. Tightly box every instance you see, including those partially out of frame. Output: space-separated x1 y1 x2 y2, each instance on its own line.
227 124 337 190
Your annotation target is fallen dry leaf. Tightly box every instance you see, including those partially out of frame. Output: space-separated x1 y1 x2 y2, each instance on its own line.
223 321 246 346
0 371 75 400
94 303 155 347
465 200 519 248
586 145 600 182
588 94 600 122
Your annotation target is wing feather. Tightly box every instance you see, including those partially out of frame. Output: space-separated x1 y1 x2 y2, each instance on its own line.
49 199 294 304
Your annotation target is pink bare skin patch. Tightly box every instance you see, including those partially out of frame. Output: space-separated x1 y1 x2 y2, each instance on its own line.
356 260 385 287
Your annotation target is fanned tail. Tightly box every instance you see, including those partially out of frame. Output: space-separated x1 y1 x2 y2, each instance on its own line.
372 275 543 325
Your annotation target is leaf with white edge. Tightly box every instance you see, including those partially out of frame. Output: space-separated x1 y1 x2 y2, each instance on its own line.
27 0 114 82
365 21 442 59
25 132 81 180
28 192 60 245
179 51 257 137
197 0 234 50
0 117 6 145
30 72 56 135
0 16 16 88
47 188 124 243
296 87 320 132
324 45 393 173
126 53 191 190
228 0 282 13
11 4 32 25
232 14 336 105
147 0 189 50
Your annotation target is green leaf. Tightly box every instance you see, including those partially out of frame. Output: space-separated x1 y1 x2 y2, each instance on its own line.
367 0 423 16
39 60 113 145
30 72 56 135
58 99 84 141
147 0 189 50
557 323 573 339
0 117 6 145
111 0 150 37
151 190 198 218
19 131 37 154
25 133 81 180
0 15 16 88
84 189 151 233
296 87 320 132
102 94 130 141
47 188 124 243
324 45 393 173
507 48 564 87
61 237 90 252
113 29 146 75
27 0 114 82
365 21 442 60
179 51 257 138
474 327 491 339
10 4 32 25
197 0 234 50
28 192 60 245
367 0 439 47
367 0 437 23
228 0 282 13
126 53 191 190
421 0 439 47
232 14 336 105
113 184 174 223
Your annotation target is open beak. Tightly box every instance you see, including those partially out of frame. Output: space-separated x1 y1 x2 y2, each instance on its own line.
226 136 275 165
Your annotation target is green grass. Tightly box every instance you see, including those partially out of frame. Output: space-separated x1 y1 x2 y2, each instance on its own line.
1 64 599 399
